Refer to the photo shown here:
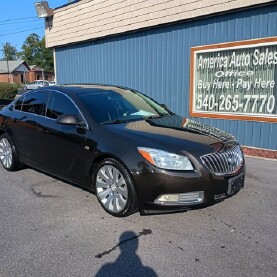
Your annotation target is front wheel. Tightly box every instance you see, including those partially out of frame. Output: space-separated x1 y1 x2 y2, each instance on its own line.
0 134 22 171
94 158 138 217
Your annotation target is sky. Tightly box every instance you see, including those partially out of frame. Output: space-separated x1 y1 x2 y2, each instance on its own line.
0 0 69 59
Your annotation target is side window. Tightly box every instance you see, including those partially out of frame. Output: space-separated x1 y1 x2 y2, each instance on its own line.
14 97 24 111
46 91 79 120
21 91 47 115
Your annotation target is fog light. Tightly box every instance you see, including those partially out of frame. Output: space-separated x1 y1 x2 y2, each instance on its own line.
157 194 179 202
155 191 204 206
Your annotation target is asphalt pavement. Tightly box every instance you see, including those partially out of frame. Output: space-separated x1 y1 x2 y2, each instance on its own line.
0 157 276 277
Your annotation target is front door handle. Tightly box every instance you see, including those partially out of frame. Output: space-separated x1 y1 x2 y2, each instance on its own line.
38 127 49 134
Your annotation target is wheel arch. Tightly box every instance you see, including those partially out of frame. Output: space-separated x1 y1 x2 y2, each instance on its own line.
89 153 136 191
91 152 139 216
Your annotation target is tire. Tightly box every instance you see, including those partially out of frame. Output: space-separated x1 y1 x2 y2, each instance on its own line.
0 134 23 171
94 158 138 217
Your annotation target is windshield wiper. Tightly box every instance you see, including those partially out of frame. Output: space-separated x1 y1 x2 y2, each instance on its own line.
144 115 167 120
100 119 130 125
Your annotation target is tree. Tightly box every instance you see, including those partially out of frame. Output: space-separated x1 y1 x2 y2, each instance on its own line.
38 37 54 71
1 42 18 61
19 33 54 71
19 33 41 66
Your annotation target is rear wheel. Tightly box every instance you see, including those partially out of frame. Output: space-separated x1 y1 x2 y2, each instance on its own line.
94 158 138 217
0 134 22 171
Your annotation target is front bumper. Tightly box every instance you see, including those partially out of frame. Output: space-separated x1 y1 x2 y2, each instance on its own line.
130 160 245 213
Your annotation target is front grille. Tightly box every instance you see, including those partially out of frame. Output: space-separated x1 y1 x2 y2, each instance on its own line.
201 145 243 175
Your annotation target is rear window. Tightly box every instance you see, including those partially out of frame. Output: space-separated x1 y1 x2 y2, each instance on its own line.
14 97 24 111
21 91 47 115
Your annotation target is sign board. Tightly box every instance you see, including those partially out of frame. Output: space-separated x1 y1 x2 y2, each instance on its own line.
190 37 277 122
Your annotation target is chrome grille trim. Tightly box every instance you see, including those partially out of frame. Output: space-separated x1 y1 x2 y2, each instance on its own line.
201 145 243 175
178 192 204 205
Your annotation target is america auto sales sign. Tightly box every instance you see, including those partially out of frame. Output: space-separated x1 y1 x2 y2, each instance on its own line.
190 37 277 122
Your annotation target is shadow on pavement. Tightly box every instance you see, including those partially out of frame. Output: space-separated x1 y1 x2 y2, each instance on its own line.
95 230 157 277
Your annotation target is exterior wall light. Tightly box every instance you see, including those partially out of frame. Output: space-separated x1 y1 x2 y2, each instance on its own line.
35 1 54 18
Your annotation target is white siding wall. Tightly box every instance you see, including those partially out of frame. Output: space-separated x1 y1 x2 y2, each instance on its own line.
46 0 274 47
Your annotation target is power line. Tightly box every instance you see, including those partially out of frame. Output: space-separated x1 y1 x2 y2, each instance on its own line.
0 19 40 26
0 27 44 37
0 24 44 32
0 16 37 23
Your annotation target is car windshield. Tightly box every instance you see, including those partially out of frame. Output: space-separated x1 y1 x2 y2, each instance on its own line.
78 89 171 124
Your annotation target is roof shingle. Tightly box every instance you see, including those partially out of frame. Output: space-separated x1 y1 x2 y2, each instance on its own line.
0 60 30 73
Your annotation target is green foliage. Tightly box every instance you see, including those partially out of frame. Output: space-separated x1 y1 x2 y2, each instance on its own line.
18 33 54 71
1 34 54 72
1 42 18 61
18 33 40 65
0 82 18 99
39 37 54 71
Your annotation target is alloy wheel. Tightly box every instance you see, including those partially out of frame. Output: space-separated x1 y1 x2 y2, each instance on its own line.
96 165 128 213
0 138 13 169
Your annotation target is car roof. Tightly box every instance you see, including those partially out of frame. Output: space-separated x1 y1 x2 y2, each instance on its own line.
47 84 136 96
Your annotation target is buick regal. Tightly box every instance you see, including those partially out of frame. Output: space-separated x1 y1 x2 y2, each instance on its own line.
0 85 245 217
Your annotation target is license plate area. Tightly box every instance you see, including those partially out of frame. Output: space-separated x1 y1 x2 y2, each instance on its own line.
227 173 244 195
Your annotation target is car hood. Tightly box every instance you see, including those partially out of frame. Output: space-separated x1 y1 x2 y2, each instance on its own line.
102 115 236 155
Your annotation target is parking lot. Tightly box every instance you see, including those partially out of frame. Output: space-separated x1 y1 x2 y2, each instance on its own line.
0 156 276 277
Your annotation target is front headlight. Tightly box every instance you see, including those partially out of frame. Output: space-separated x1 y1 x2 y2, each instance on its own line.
137 147 193 170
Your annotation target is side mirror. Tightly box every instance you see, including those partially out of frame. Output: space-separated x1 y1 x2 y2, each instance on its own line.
56 114 85 127
160 104 169 110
